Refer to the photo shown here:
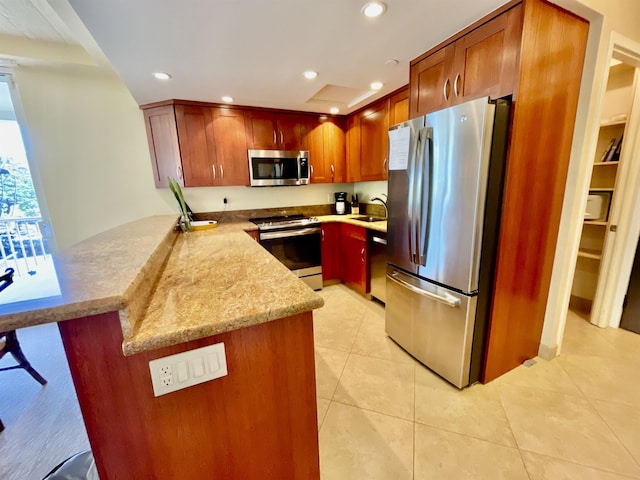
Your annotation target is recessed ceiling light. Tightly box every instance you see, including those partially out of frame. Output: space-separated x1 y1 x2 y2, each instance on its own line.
370 81 383 91
152 72 171 80
303 70 318 79
362 1 386 17
330 107 340 114
385 59 399 66
221 96 234 103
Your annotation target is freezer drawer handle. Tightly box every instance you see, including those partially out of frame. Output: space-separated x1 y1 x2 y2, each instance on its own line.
387 271 461 308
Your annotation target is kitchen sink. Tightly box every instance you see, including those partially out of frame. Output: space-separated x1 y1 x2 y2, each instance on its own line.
351 215 386 223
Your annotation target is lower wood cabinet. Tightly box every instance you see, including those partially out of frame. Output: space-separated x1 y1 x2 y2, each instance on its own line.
340 224 369 295
321 223 341 282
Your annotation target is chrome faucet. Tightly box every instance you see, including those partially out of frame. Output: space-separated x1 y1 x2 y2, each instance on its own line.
371 194 388 219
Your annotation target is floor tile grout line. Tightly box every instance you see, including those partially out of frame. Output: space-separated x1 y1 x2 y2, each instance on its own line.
329 398 415 424
583 395 640 471
413 416 522 450
517 447 640 478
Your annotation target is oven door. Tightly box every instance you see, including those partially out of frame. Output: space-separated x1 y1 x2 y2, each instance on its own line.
259 227 322 289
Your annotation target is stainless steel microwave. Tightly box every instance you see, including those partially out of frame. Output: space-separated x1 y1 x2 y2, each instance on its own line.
248 150 310 186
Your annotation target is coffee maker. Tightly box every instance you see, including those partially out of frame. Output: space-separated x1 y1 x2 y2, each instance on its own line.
334 192 348 215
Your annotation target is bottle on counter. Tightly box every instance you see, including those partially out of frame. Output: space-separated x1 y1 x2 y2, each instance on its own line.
351 194 359 215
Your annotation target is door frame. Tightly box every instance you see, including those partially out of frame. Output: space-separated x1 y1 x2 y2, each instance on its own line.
591 34 640 328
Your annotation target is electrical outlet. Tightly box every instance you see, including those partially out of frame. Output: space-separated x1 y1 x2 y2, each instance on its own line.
149 342 227 397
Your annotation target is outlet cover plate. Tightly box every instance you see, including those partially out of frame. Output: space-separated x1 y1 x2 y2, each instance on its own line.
149 342 227 397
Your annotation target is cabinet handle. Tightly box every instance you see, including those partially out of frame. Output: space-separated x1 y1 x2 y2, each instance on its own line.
330 164 335 178
453 73 460 98
321 229 324 240
176 165 183 181
280 131 284 145
219 164 224 179
310 164 314 177
443 78 450 102
383 158 387 172
273 130 277 145
361 247 365 263
212 164 217 180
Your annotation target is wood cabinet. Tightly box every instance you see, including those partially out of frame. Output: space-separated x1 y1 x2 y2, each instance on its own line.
389 88 410 126
143 105 184 188
245 111 309 150
341 224 369 294
142 102 250 187
321 223 341 282
409 4 522 118
346 98 390 182
308 117 346 183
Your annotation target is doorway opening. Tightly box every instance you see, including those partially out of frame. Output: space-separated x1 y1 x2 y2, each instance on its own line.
0 74 60 306
568 35 640 335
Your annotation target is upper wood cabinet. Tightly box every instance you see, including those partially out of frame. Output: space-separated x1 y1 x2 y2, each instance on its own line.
307 117 346 183
389 88 410 126
142 102 250 188
409 4 522 118
245 111 308 150
347 98 390 182
211 108 250 186
143 105 184 188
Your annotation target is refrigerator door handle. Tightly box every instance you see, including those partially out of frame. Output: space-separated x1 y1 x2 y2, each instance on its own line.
387 271 461 308
414 127 432 266
408 126 423 264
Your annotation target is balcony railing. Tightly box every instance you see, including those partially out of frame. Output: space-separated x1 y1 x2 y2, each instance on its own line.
0 217 52 279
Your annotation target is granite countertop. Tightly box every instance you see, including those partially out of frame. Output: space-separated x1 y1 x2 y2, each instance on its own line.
0 216 323 356
318 214 387 233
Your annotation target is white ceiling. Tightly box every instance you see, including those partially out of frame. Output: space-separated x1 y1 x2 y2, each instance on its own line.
1 0 512 114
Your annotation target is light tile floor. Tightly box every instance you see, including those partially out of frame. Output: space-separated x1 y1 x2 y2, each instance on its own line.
314 284 640 480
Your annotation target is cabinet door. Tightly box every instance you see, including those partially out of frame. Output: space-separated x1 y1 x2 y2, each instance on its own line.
143 105 182 188
341 224 368 294
345 115 361 182
409 44 456 118
359 99 389 181
174 105 216 187
245 111 277 149
307 117 327 182
277 113 308 150
389 87 409 126
324 118 346 183
321 223 340 282
211 108 250 186
453 5 522 103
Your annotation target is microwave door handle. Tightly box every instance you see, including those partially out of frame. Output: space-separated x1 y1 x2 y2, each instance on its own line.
418 129 433 266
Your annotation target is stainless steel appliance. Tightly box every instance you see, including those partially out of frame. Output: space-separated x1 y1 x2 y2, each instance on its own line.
248 150 310 186
385 96 510 388
370 233 387 303
251 214 322 290
334 192 347 215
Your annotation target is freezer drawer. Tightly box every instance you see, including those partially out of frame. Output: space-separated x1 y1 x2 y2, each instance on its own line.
385 267 478 388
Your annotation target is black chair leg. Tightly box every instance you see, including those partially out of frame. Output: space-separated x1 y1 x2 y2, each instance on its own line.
1 331 47 385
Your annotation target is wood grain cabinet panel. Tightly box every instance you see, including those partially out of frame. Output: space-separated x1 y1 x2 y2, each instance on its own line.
245 111 308 150
410 4 522 118
321 223 341 282
389 87 409 125
359 99 389 181
453 5 522 103
410 45 456 118
143 105 183 188
341 224 369 294
175 105 217 187
211 107 250 186
306 117 346 183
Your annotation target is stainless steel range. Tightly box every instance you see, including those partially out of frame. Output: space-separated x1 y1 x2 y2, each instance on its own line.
251 214 322 290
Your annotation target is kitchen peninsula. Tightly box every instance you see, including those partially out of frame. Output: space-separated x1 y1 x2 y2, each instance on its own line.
0 216 324 479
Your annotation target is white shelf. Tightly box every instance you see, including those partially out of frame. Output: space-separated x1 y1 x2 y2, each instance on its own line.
589 187 614 192
600 115 627 127
584 220 608 226
578 249 602 260
593 161 620 166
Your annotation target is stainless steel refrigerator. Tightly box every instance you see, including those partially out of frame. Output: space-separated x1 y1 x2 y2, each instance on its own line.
385 96 510 388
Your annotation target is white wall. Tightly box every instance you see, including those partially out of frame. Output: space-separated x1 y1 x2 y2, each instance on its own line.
542 0 640 356
13 64 175 250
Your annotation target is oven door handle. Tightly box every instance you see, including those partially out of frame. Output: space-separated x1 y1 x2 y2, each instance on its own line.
259 227 321 240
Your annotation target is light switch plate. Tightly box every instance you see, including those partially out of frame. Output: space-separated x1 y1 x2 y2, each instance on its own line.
149 342 228 397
